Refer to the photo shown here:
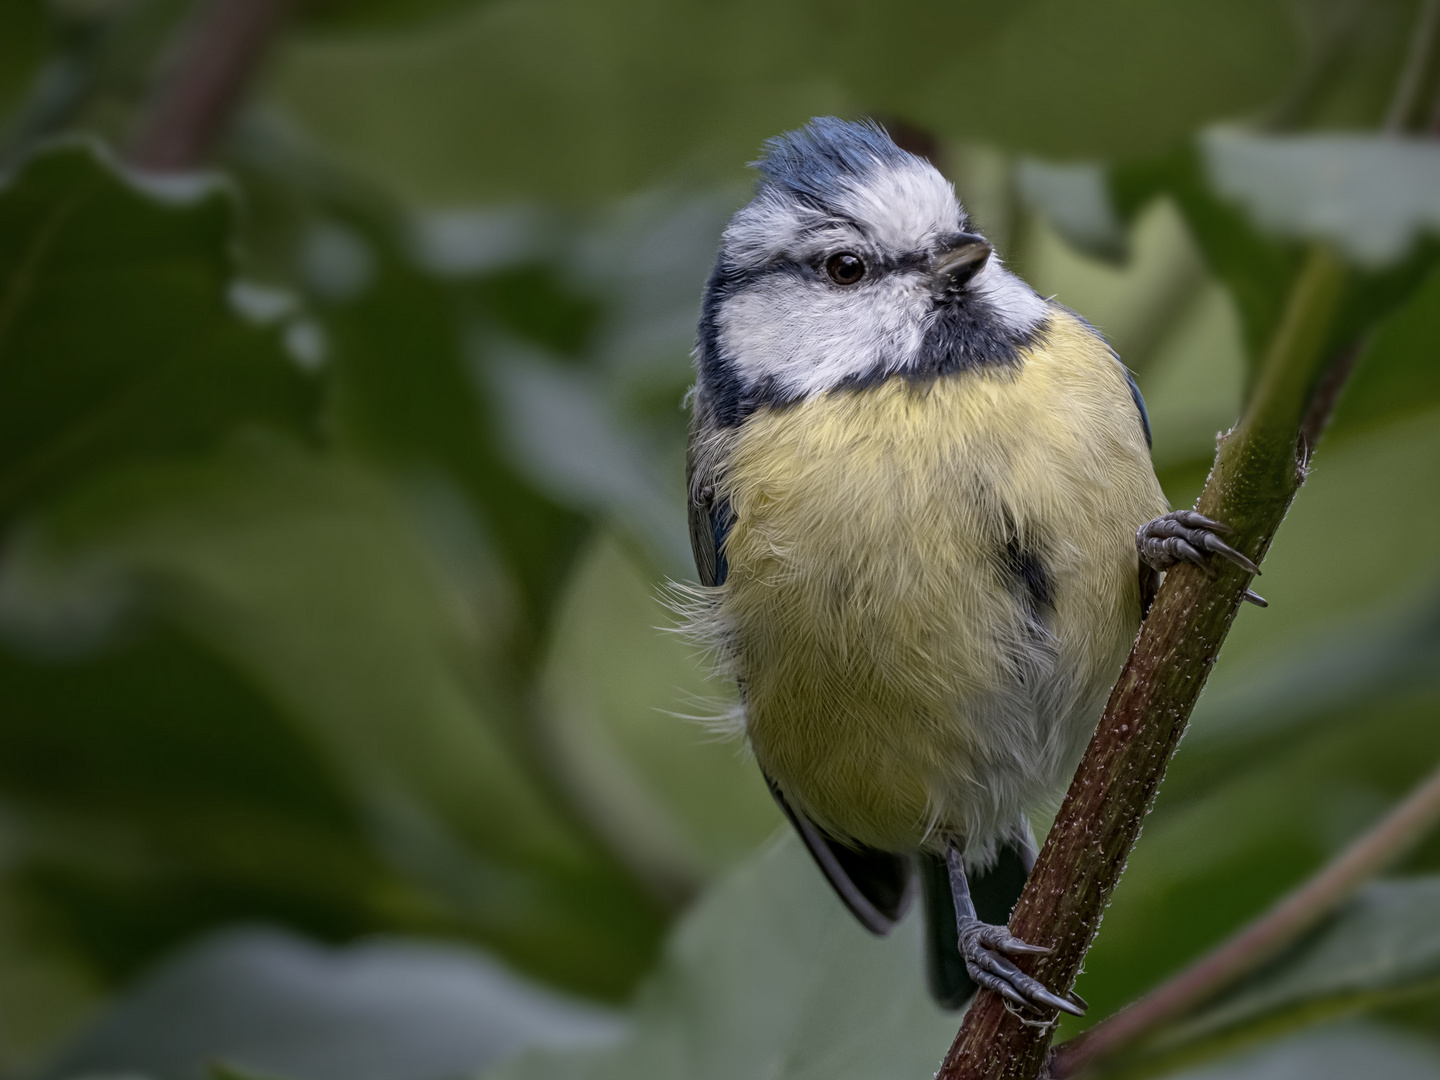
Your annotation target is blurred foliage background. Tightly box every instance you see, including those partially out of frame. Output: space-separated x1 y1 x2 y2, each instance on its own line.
0 1 1439 1078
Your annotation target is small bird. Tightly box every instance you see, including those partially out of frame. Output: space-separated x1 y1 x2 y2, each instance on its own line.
683 118 1261 1014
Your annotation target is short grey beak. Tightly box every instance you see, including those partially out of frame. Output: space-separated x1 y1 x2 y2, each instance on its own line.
932 233 992 293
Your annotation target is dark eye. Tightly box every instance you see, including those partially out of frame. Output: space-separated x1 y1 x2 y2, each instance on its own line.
825 252 866 286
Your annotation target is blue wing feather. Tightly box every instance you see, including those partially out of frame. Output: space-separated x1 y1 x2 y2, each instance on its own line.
1125 367 1153 449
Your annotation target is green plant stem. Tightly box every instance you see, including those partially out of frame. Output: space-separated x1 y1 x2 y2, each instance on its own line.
934 244 1348 1080
1384 0 1440 132
1049 760 1440 1078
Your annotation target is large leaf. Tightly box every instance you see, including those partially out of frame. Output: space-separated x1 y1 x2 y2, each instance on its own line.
1199 132 1440 269
1104 878 1440 1077
5 437 665 997
539 533 779 898
0 0 48 123
38 927 622 1080
1163 1022 1440 1080
299 0 491 32
227 125 595 662
314 218 591 657
1333 259 1440 437
0 621 400 982
1110 132 1440 386
264 0 1305 206
481 834 955 1080
0 141 316 523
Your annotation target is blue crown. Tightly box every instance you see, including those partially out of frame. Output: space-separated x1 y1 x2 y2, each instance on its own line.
753 117 917 203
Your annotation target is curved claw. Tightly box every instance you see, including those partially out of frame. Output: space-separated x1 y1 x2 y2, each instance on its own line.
1172 510 1232 534
1198 532 1260 575
958 921 1086 1017
1029 983 1087 1018
975 969 1030 1009
1138 511 1260 581
1174 540 1212 576
994 938 1052 957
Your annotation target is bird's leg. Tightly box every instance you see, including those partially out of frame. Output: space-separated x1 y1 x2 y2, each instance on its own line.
946 842 1084 1017
1137 509 1268 607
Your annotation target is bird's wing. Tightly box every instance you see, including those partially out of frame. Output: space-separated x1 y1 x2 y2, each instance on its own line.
920 841 1035 1010
765 771 916 935
1123 361 1161 614
1123 364 1153 449
686 422 730 589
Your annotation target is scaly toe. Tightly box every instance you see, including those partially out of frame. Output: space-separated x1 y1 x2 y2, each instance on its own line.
959 922 1085 1017
1138 511 1259 579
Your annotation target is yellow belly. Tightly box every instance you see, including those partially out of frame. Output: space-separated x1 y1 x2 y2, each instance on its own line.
714 312 1168 857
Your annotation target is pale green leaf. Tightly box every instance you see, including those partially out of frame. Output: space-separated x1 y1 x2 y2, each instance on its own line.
481 835 955 1080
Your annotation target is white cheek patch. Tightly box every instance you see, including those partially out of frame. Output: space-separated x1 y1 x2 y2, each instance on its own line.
718 273 931 401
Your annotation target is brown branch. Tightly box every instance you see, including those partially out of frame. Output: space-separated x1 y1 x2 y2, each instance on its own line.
936 246 1351 1080
1050 760 1440 1077
1298 340 1363 459
935 6 1440 1072
127 0 297 171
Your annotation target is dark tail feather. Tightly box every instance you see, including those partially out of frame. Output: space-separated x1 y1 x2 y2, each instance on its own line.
921 840 1036 1010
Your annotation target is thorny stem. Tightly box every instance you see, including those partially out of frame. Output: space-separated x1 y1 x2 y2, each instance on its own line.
1049 761 1440 1077
127 0 296 170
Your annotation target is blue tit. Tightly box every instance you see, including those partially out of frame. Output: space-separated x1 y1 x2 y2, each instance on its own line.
683 118 1260 1013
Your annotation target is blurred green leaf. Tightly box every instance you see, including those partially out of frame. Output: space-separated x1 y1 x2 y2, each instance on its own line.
1112 133 1440 397
9 437 664 997
38 926 622 1080
299 0 491 33
1333 260 1440 436
1158 1022 1440 1080
1183 586 1440 759
265 0 1302 206
0 621 399 981
1016 159 1127 262
1199 132 1440 269
483 352 688 575
1114 878 1440 1077
0 141 317 523
1068 689 1440 1032
0 1 48 122
312 217 591 657
540 534 779 898
1272 0 1423 132
481 834 955 1080
1111 143 1301 367
224 120 597 660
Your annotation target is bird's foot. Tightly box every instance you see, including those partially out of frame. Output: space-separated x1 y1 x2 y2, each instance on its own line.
1137 511 1267 606
956 918 1085 1017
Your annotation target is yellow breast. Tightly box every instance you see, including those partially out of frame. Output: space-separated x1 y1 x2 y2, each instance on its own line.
714 311 1168 855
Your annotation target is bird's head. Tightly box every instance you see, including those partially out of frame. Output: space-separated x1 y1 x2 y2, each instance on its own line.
697 117 1048 425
